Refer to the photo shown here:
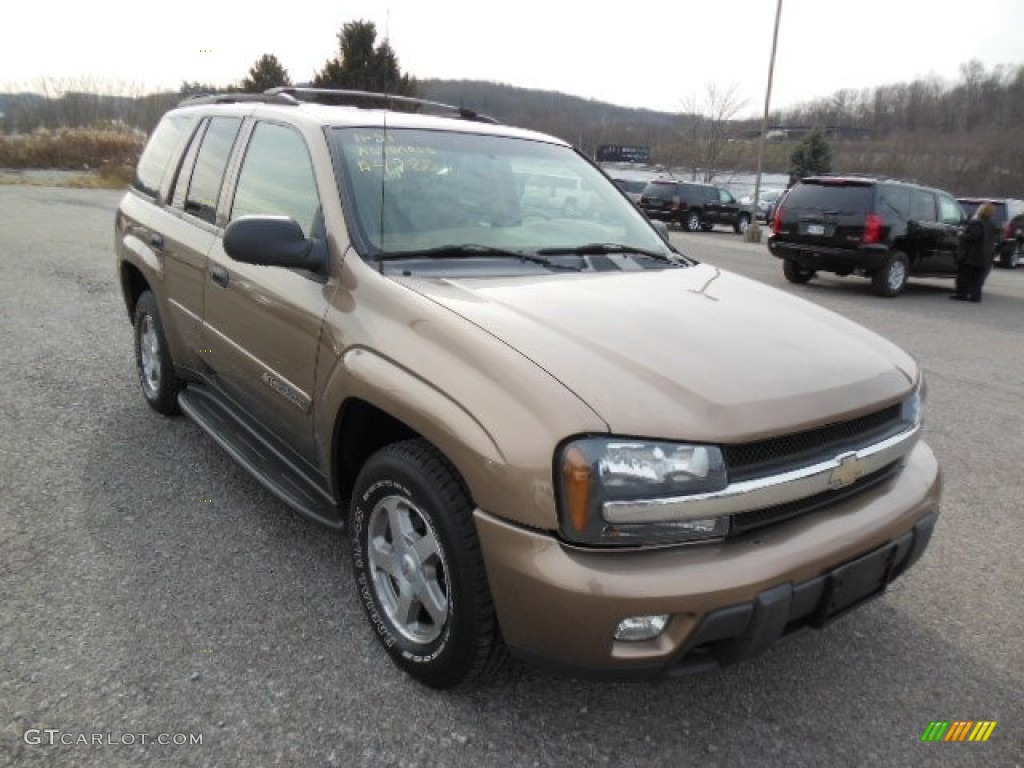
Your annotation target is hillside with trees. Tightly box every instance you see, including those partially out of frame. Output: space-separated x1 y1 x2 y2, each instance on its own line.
2 39 1020 197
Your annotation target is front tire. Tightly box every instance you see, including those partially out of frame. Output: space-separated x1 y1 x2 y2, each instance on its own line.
734 214 751 234
871 251 909 297
133 290 182 415
350 439 507 689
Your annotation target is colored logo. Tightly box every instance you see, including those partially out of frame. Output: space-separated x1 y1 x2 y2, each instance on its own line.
920 721 996 742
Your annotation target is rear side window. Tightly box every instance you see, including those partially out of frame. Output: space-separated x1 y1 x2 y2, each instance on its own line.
180 117 242 225
643 182 678 199
784 182 873 215
133 115 197 198
910 190 936 222
877 186 910 223
231 122 320 236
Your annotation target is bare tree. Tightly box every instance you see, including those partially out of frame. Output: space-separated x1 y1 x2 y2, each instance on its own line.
679 84 747 181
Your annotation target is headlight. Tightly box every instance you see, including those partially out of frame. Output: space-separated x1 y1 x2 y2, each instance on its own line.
901 376 926 428
556 437 728 547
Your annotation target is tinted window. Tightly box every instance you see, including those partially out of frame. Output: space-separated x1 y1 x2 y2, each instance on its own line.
718 188 734 203
911 190 936 222
877 185 910 223
180 117 242 225
938 194 963 225
643 181 679 199
133 115 197 198
784 182 872 214
231 123 320 235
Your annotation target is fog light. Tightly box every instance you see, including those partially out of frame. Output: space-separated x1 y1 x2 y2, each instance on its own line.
614 614 669 641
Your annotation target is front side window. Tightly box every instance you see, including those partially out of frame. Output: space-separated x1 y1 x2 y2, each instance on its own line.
231 123 320 236
938 194 963 225
331 127 669 263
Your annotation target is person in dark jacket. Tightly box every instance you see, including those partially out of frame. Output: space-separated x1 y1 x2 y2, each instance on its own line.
953 202 998 302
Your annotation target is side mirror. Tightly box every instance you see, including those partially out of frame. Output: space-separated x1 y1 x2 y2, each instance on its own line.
651 219 671 243
223 216 324 271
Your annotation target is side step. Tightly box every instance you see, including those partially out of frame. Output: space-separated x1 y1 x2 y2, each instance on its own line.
178 385 344 530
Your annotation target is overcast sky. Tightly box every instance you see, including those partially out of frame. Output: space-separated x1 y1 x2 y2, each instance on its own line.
4 0 1021 116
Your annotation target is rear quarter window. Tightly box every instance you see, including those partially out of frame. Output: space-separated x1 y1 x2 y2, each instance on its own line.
133 115 197 199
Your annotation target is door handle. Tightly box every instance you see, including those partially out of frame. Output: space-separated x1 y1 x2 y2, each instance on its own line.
211 265 229 287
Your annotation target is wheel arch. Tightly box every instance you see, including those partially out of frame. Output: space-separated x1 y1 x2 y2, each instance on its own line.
120 262 151 322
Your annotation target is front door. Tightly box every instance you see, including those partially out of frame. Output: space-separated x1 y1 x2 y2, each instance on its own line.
202 121 330 463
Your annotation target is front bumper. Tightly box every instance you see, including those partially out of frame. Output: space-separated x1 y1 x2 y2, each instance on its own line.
475 441 940 679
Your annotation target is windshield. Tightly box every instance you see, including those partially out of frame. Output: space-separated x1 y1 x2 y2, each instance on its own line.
330 127 673 264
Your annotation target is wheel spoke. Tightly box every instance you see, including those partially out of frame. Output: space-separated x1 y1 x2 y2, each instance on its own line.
384 497 414 543
369 536 401 579
415 577 448 625
411 530 440 565
393 584 417 626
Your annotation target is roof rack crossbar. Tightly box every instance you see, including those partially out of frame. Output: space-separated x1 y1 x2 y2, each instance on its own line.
263 87 499 124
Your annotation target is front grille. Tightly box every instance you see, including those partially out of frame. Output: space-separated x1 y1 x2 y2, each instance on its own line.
724 404 904 482
730 462 900 536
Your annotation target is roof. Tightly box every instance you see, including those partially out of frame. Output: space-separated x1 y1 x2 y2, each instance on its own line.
172 87 565 145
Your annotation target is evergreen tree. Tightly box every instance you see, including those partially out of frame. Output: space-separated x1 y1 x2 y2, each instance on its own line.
313 20 417 95
789 129 833 183
241 54 291 93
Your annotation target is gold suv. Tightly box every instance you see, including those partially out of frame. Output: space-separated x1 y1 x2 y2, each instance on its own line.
116 89 941 688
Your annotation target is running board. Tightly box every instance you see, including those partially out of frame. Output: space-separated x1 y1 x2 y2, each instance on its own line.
178 385 344 530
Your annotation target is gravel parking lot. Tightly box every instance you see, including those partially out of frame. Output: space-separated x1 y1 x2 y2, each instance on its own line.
1 187 1021 767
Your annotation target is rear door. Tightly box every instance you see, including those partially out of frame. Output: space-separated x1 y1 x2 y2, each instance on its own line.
904 188 948 274
163 116 244 356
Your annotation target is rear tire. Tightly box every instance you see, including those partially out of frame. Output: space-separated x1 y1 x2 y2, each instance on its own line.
133 290 182 415
683 211 701 232
783 258 814 284
350 439 507 689
871 251 909 297
1000 248 1020 269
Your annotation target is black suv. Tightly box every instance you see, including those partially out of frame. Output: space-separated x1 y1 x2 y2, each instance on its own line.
768 176 965 297
957 197 1024 269
639 180 752 233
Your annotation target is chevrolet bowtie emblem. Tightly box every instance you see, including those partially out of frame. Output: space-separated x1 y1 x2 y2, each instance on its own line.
829 452 864 489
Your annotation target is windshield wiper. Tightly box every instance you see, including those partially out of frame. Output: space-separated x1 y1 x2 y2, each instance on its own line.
536 242 675 262
378 244 582 270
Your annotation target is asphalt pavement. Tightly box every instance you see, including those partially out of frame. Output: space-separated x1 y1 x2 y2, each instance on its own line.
1 187 1021 767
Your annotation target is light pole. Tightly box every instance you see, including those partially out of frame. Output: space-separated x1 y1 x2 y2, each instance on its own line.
744 0 784 243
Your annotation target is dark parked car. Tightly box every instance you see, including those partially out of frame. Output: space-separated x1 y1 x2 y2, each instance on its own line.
768 175 965 297
611 178 646 204
639 179 752 233
740 188 784 223
957 197 1024 268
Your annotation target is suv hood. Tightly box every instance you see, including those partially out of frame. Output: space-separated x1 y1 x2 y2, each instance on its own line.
394 264 917 442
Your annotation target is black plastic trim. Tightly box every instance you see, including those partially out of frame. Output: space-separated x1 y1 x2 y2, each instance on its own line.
178 384 344 530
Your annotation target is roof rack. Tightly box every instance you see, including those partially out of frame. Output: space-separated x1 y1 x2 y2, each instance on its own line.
265 87 500 124
177 92 299 107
